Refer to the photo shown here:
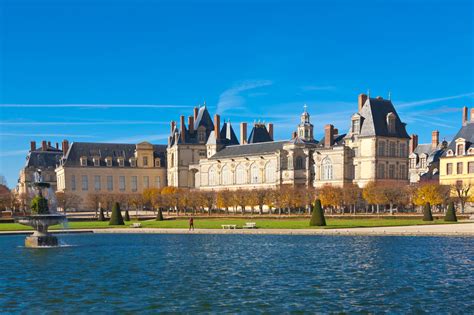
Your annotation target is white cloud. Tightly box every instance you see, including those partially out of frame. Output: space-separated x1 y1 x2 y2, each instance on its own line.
0 133 96 138
216 80 272 114
0 149 29 157
105 134 170 144
0 104 191 109
0 120 169 126
397 92 474 108
300 85 336 91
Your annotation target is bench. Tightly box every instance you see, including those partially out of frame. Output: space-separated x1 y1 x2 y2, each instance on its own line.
221 224 237 229
131 222 142 228
243 222 257 229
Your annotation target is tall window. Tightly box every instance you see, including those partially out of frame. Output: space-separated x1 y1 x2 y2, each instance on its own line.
447 163 453 175
387 113 396 134
352 119 360 134
198 130 206 143
388 165 395 179
80 157 87 166
251 163 261 184
221 165 232 185
131 176 138 192
420 157 426 169
81 175 88 191
106 157 112 167
399 143 407 157
265 160 276 183
208 167 217 186
130 158 137 167
378 141 386 156
107 176 113 191
71 175 76 191
322 157 333 180
400 164 406 179
143 176 149 189
378 164 385 179
457 162 463 174
93 157 100 167
457 144 464 155
155 176 161 188
119 176 125 191
389 142 396 157
94 175 101 191
469 162 474 174
143 156 148 166
118 158 124 167
295 156 304 170
236 164 246 184
410 158 416 169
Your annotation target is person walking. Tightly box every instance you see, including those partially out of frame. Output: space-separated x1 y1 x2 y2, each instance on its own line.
189 216 194 231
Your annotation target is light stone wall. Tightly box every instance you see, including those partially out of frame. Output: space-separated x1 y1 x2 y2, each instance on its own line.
440 155 474 192
313 146 352 188
167 144 207 188
17 168 58 195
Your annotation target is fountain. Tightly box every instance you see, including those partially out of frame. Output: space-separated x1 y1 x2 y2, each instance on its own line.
15 169 66 248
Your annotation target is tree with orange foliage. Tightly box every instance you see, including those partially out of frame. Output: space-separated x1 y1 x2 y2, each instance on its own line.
216 190 233 214
161 186 180 215
342 183 362 214
362 181 388 213
318 184 343 214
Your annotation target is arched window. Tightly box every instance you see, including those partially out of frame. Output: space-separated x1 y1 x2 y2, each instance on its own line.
208 167 217 186
322 157 333 180
235 164 246 184
251 163 261 184
221 165 232 185
387 112 396 134
265 160 276 183
295 156 304 170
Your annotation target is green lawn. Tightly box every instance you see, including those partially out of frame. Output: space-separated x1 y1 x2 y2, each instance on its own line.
0 217 456 231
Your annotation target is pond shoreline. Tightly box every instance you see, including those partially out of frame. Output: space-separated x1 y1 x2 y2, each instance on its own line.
2 223 473 237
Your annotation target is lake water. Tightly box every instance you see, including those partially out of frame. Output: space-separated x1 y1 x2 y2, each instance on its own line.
1 234 473 313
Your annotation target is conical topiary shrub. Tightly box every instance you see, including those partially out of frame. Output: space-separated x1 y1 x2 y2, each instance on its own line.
310 199 326 226
124 210 130 221
98 208 105 221
156 208 164 221
423 202 433 221
444 201 457 222
109 202 125 225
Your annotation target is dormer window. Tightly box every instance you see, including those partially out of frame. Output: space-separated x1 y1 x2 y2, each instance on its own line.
93 157 100 167
457 143 465 156
410 157 416 169
130 158 137 167
446 150 454 157
468 148 474 155
420 156 426 169
105 157 112 167
118 157 124 167
80 156 87 167
143 156 148 167
386 112 396 134
154 158 161 167
198 127 206 143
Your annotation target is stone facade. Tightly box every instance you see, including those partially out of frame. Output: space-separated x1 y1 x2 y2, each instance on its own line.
55 141 167 210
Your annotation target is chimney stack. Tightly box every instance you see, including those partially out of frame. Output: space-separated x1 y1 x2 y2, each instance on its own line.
470 109 474 122
170 121 176 134
214 114 221 141
55 142 59 149
180 115 186 143
431 130 439 150
324 124 334 148
194 107 199 121
462 106 468 125
47 141 51 148
267 123 274 140
409 134 418 154
358 93 368 112
62 140 69 155
240 122 247 144
188 116 194 134
292 131 297 139
41 140 47 151
333 128 339 136
30 141 36 152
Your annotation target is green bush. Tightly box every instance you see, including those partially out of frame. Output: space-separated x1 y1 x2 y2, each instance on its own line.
98 208 105 221
124 210 130 221
444 202 457 222
156 208 164 221
423 202 433 221
310 199 326 226
31 196 49 214
109 202 125 226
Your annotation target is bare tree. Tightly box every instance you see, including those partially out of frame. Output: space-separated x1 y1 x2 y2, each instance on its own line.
55 191 82 213
452 182 471 214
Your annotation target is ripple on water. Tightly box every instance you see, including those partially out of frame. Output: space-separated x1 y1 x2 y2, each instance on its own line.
0 234 473 313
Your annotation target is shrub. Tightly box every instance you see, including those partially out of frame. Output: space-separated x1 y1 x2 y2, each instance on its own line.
31 196 49 214
109 202 125 225
444 202 457 222
156 208 164 221
124 210 130 221
310 199 326 226
98 208 105 221
423 202 433 221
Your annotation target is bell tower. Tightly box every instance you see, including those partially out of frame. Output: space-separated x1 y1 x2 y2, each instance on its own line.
297 104 314 141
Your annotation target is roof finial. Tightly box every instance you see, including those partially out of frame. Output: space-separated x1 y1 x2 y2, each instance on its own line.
303 104 308 113
367 89 370 98
388 91 392 100
203 100 206 108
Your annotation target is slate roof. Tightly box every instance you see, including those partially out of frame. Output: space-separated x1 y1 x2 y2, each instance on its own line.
444 122 474 154
206 122 240 146
169 106 215 146
62 142 167 167
247 124 272 143
413 143 447 165
357 97 410 138
209 141 287 160
25 150 63 169
317 133 347 147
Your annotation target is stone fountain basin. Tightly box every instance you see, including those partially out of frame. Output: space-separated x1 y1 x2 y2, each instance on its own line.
15 214 67 229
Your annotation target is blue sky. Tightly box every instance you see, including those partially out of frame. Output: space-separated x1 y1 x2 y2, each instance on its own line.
0 0 473 188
